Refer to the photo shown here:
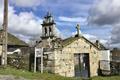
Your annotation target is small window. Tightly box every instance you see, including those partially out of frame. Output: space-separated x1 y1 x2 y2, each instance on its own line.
94 51 96 54
90 45 92 49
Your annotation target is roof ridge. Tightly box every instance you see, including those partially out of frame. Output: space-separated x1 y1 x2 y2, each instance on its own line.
61 36 101 50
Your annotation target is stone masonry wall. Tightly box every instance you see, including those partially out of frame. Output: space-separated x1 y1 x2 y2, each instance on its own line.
53 38 100 77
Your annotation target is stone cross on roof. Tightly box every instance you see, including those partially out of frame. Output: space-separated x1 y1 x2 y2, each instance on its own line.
47 11 51 17
76 24 80 37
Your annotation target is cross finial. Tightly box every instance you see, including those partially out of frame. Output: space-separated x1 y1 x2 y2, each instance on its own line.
47 11 51 17
76 24 80 36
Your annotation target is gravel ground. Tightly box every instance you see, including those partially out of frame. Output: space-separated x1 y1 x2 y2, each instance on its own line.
0 75 29 80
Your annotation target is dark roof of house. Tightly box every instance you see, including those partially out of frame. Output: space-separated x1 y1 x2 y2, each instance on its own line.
111 48 120 53
0 30 28 47
94 42 107 50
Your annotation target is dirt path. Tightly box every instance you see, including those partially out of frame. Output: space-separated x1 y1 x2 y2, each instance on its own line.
0 75 28 80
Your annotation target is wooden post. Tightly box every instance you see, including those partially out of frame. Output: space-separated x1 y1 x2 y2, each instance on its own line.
1 0 8 66
41 48 43 73
34 47 43 73
34 48 37 73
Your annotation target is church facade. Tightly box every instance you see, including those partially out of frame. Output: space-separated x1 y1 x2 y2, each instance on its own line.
36 12 102 77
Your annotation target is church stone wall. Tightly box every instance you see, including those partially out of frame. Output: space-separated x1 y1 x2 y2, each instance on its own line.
89 46 100 77
53 38 100 77
54 50 74 77
44 52 55 73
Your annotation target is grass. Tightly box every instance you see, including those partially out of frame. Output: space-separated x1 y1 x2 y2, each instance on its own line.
0 67 76 80
0 67 119 80
92 76 120 80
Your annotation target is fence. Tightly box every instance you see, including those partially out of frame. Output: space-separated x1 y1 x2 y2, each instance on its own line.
110 61 120 75
7 53 30 70
99 60 120 76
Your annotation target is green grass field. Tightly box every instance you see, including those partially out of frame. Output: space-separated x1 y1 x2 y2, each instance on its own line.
92 76 120 80
0 67 119 80
0 67 76 80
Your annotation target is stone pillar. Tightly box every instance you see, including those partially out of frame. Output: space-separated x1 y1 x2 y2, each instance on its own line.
47 27 49 36
52 24 55 36
42 27 45 37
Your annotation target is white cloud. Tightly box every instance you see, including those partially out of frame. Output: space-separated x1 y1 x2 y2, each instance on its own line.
110 23 120 45
71 31 97 42
109 43 120 49
88 0 120 25
83 33 108 47
88 0 120 48
0 0 111 47
54 27 63 38
0 4 42 42
38 0 92 18
0 3 62 42
59 16 87 24
8 11 42 37
56 21 76 26
10 0 43 7
83 34 97 41
57 16 87 27
71 30 108 46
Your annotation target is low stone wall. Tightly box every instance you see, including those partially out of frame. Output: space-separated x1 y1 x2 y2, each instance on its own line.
7 53 30 70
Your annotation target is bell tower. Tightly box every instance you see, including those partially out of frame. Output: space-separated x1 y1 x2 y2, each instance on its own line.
41 12 56 39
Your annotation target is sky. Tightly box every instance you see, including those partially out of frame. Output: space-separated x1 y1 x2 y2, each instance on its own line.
0 0 120 48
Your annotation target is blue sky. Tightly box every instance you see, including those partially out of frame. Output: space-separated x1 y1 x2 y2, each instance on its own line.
0 0 120 48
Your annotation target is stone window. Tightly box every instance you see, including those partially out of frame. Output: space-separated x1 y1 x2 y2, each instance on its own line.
45 27 47 36
90 45 92 49
94 51 96 54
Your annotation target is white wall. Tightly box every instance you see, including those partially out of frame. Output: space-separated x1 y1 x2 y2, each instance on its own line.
100 50 111 61
100 50 111 71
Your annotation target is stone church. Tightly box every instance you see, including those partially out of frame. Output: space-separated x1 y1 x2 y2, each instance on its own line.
36 12 103 77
